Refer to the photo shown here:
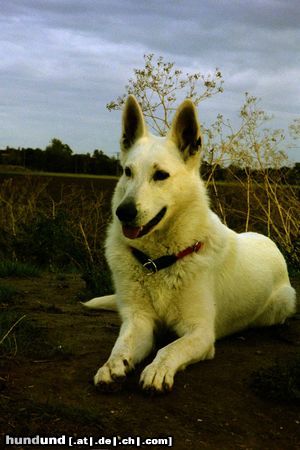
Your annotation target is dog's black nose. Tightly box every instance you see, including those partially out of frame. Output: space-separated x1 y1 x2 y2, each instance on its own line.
116 200 138 223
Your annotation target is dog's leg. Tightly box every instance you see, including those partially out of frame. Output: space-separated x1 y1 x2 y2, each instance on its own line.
140 325 215 393
94 314 155 388
252 284 296 327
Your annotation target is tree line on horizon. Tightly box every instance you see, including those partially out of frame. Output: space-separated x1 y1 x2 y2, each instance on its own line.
0 139 121 176
0 138 299 185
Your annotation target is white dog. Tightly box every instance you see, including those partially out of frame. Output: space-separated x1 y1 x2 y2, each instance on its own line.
84 95 296 393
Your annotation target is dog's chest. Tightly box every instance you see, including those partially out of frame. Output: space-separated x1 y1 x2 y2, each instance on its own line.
141 270 186 324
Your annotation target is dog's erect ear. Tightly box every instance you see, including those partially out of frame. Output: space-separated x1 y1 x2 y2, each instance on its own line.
121 95 147 151
169 99 202 160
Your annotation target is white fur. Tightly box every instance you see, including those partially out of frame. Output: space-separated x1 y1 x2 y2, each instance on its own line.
84 96 296 393
82 295 117 311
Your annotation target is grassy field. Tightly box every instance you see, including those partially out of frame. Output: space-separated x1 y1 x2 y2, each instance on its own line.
0 166 119 180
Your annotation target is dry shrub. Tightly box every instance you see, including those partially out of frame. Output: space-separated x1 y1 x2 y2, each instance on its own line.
209 176 300 269
0 176 113 295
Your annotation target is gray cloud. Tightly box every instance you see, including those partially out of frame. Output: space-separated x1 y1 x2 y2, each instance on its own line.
0 0 299 161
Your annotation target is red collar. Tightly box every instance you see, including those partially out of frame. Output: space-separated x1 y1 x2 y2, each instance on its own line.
131 241 203 274
176 241 202 259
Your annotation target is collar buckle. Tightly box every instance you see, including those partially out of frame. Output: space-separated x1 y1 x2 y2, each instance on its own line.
143 258 158 275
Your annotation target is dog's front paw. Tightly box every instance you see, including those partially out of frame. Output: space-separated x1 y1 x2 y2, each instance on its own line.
94 357 132 391
139 362 175 394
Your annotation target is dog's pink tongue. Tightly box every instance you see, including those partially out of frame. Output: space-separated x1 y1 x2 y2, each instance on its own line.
122 225 142 239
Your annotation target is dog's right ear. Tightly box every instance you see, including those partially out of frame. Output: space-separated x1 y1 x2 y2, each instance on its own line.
169 99 202 161
121 95 147 151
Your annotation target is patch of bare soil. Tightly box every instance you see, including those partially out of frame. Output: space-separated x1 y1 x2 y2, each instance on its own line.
0 273 299 450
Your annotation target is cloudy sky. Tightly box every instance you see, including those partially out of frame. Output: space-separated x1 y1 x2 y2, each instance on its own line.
0 0 299 161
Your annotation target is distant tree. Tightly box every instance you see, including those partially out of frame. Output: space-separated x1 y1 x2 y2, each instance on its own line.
45 138 73 172
73 153 91 174
0 147 22 166
287 162 300 185
92 149 119 175
23 148 45 170
45 138 73 156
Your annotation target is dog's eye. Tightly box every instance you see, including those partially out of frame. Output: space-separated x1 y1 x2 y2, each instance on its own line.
124 167 132 177
153 170 170 181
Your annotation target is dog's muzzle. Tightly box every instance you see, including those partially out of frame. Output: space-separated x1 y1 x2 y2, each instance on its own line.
117 204 167 240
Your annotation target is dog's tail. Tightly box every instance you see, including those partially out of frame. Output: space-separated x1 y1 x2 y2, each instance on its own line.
82 294 117 311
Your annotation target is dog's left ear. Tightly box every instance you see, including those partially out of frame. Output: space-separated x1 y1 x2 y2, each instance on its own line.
121 95 147 151
169 99 202 160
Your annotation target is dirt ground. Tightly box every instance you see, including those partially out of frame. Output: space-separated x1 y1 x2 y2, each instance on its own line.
0 273 299 450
